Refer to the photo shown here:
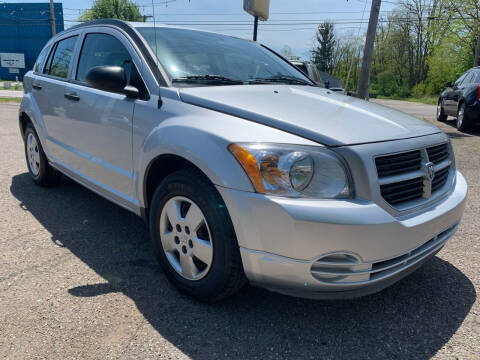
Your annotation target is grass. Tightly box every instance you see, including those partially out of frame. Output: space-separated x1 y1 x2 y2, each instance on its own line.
377 95 438 105
0 97 22 103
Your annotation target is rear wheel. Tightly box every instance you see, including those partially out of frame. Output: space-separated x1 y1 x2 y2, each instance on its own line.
149 168 246 302
436 99 447 121
24 124 61 186
456 102 472 132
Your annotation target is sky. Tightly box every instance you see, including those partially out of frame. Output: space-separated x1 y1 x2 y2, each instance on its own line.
4 0 399 60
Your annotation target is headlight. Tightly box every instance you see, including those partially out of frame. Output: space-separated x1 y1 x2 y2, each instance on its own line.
228 143 353 198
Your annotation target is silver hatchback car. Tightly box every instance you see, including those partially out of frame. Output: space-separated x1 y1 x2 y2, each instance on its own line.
20 20 467 302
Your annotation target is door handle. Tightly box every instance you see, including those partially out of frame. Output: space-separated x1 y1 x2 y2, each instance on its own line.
32 83 42 90
64 92 80 101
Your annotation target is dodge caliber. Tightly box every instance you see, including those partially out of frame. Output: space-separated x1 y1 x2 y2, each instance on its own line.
19 20 467 302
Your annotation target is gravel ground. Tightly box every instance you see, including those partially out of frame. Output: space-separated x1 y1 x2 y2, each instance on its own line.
0 100 479 359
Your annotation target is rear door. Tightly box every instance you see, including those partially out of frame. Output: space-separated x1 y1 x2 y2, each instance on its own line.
60 28 149 207
453 71 474 111
444 72 467 114
30 34 79 159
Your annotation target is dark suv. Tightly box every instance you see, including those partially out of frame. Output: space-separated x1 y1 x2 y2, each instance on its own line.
437 67 480 131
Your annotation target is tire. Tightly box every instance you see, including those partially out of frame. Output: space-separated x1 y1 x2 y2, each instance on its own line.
24 123 61 186
436 99 447 121
456 102 472 132
149 168 246 302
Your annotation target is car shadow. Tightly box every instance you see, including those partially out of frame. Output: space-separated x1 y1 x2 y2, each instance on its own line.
10 173 476 359
442 118 480 137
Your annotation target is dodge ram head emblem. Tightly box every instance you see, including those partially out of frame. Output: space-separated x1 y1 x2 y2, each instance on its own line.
426 162 435 181
422 161 436 199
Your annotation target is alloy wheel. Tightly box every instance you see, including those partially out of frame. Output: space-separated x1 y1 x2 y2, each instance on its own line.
159 196 213 280
457 106 464 129
27 133 40 176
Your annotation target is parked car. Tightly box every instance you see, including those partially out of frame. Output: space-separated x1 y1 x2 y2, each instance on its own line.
290 60 325 87
437 67 480 131
20 20 467 302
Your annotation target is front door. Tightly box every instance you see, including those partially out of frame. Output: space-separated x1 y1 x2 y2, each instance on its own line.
60 30 142 207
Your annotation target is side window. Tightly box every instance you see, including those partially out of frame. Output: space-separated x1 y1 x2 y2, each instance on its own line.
462 72 473 85
33 45 50 73
474 71 480 83
44 36 78 78
454 72 468 86
76 33 132 82
76 33 148 97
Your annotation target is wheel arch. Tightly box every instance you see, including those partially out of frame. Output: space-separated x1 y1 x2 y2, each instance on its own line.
19 111 32 140
142 153 227 220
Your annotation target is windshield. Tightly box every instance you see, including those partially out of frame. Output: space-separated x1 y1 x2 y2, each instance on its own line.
136 27 313 86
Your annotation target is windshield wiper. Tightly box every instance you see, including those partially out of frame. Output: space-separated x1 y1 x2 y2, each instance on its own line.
248 76 314 86
172 75 244 85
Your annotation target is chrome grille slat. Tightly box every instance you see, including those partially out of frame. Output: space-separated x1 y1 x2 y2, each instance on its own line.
375 143 452 207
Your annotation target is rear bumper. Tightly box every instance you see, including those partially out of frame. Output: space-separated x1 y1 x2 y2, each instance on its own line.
217 170 467 299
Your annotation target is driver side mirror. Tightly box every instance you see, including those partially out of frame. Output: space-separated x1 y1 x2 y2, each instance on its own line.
86 66 139 98
444 81 452 88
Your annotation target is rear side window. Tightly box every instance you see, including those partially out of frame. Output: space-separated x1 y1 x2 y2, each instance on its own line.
33 46 50 73
462 72 474 85
44 36 78 78
76 33 132 82
465 71 480 84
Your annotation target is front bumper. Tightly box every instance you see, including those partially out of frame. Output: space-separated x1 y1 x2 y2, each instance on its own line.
217 170 467 299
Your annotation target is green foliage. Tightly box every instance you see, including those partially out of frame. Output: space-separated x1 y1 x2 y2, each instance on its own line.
373 71 410 97
412 83 427 98
311 22 336 72
314 0 478 101
79 0 143 22
424 35 467 94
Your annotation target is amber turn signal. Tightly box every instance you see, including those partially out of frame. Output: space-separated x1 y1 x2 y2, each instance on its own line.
228 143 266 193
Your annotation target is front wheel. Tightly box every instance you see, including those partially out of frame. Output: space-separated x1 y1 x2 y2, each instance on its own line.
436 99 447 121
149 168 246 302
456 103 472 132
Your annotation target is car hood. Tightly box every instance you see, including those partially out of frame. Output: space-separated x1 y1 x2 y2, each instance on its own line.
178 85 440 146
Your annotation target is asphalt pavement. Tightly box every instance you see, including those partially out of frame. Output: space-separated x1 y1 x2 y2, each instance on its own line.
0 100 479 359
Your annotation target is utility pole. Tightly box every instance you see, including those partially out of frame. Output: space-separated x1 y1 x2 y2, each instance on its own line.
49 0 56 36
357 0 381 100
253 15 258 41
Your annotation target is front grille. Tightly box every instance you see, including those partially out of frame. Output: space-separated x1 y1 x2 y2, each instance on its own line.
432 166 449 192
380 177 423 205
375 143 452 208
375 150 421 177
427 143 449 164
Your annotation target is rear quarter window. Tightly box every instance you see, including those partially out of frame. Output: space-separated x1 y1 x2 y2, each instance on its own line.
43 36 78 79
33 46 50 73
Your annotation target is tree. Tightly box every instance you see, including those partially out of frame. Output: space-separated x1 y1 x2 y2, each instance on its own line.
79 0 143 22
446 0 480 66
311 22 335 72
